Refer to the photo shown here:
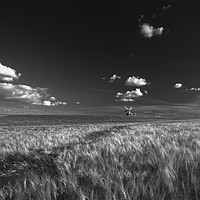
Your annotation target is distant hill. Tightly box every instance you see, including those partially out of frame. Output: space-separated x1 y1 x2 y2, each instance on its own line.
1 104 200 120
70 104 200 120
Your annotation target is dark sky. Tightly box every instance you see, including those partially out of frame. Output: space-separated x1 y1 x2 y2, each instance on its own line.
0 0 200 113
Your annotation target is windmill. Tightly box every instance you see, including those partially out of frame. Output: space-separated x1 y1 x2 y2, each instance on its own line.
124 106 133 116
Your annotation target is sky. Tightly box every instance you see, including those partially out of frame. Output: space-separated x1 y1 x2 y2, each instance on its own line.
0 0 200 114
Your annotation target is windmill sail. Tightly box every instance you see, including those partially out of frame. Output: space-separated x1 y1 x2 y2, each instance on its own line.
124 106 133 116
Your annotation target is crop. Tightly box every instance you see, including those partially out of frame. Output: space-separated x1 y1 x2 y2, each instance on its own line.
1 119 200 199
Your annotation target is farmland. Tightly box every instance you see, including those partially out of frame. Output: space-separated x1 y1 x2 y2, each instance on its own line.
1 115 200 199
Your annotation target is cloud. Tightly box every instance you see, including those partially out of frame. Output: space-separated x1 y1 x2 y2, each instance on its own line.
102 74 121 83
189 88 200 91
115 89 143 102
0 63 21 82
54 101 67 106
125 76 148 87
50 96 56 101
43 100 52 106
42 100 67 106
140 23 154 38
109 74 121 83
174 83 183 88
0 83 67 106
154 27 164 35
0 62 67 106
140 23 164 38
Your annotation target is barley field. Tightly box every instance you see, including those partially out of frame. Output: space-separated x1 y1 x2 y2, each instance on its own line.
1 115 200 199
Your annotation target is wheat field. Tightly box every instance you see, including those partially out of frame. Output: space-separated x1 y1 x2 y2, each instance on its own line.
1 117 200 199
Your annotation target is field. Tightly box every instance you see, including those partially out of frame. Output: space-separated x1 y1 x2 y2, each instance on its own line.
1 115 200 199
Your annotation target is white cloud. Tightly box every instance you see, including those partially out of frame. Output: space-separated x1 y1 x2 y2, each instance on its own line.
115 89 143 102
50 96 56 101
109 74 121 83
174 83 182 88
189 88 200 91
117 98 134 102
140 23 164 38
0 62 67 106
54 101 67 106
42 100 67 106
43 100 52 106
102 74 121 83
154 27 164 35
0 63 21 82
0 83 67 106
125 76 148 87
140 23 154 38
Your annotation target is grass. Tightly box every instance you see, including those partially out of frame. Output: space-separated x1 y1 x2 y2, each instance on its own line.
1 118 200 199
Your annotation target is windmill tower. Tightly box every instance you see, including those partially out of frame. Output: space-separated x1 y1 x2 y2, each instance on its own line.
124 106 133 116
